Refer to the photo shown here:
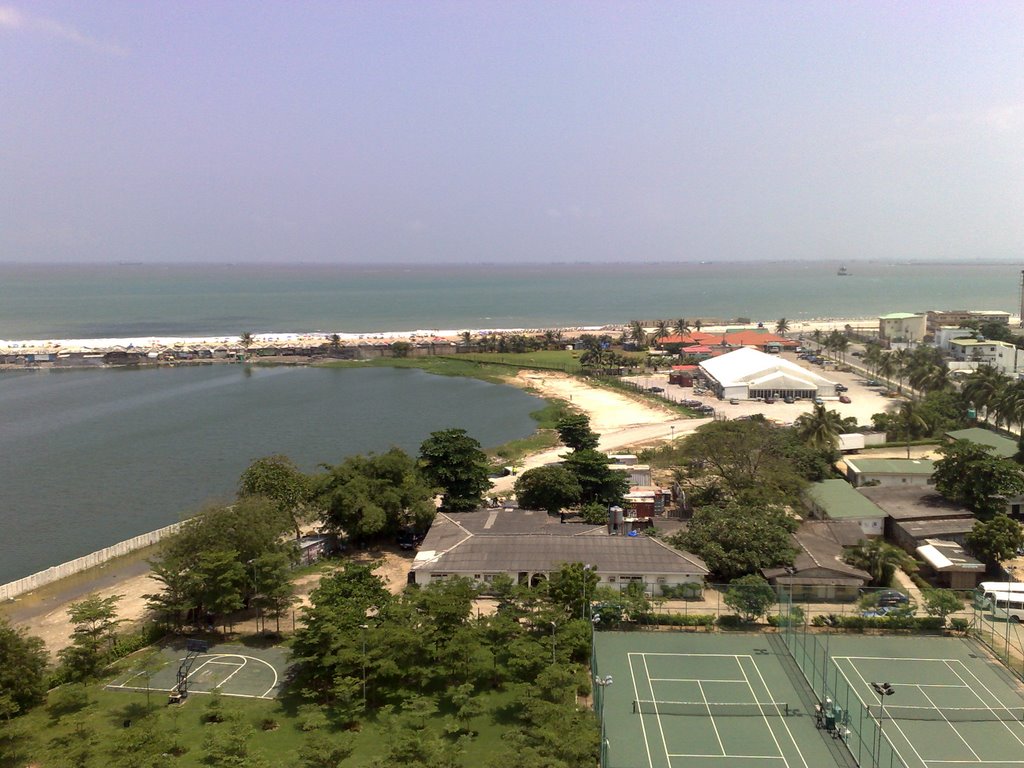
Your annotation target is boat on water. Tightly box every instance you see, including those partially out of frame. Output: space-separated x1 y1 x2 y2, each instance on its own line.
837 265 850 276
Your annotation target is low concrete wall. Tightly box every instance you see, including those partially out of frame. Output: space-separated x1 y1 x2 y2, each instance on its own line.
0 521 183 602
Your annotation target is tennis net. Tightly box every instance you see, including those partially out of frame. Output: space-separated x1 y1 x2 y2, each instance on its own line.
633 700 791 717
865 704 1024 722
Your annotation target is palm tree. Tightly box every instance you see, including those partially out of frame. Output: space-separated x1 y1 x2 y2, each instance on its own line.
459 331 473 349
892 348 909 394
962 366 1007 424
239 332 254 359
628 321 648 349
328 333 342 353
794 403 844 451
673 318 691 336
889 399 929 458
862 341 883 378
845 539 917 587
877 351 897 388
993 379 1024 434
904 347 949 396
693 319 703 332
652 319 671 342
775 318 790 337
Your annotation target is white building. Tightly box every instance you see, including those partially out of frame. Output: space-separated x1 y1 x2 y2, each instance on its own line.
699 347 836 401
948 338 1022 375
879 312 928 344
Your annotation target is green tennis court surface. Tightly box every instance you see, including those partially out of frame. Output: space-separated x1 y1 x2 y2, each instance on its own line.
596 631 1024 768
594 632 845 768
106 640 290 700
822 635 1024 768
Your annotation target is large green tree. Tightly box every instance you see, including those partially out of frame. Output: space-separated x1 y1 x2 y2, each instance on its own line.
0 617 48 716
561 449 629 506
555 413 600 452
794 403 844 452
317 448 436 541
238 454 312 538
419 429 491 513
723 574 777 622
933 441 1024 519
513 465 582 515
967 514 1024 567
672 502 797 580
57 594 123 680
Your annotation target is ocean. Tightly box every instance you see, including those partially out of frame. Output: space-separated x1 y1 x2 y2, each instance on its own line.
0 260 1020 340
0 365 543 583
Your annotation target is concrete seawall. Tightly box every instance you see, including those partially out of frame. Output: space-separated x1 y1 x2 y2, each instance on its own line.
0 521 183 602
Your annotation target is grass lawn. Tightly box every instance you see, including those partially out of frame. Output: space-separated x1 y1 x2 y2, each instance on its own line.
3 683 519 767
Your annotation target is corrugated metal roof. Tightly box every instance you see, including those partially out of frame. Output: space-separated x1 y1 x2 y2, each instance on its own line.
845 458 935 476
413 511 708 576
946 428 1018 458
805 480 886 520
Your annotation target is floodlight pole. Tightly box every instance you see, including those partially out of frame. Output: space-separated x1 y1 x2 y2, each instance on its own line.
594 674 613 767
871 682 895 768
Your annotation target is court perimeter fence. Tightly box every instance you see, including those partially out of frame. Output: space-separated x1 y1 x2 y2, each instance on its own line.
778 597 907 768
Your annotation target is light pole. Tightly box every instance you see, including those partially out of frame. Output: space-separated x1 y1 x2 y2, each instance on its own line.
582 564 594 619
871 682 894 767
550 621 557 665
670 424 675 442
594 674 613 767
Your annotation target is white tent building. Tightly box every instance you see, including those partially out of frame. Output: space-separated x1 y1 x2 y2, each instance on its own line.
699 347 837 401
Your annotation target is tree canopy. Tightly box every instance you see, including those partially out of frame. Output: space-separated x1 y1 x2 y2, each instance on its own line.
933 441 1024 519
0 616 48 716
418 429 491 513
513 465 582 515
555 414 600 452
671 502 797 580
967 514 1024 567
317 448 436 541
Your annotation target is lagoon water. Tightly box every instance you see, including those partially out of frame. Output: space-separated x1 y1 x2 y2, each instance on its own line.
0 260 1020 340
0 364 544 583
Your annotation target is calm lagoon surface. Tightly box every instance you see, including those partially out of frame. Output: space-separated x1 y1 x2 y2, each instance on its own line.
0 364 543 583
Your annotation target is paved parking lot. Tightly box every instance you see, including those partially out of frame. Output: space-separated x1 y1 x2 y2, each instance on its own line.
626 350 901 427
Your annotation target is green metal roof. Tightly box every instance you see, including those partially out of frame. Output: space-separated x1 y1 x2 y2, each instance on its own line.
844 458 934 475
878 312 922 320
945 427 1018 458
805 480 886 520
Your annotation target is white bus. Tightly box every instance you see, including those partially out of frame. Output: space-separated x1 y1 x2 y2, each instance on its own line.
974 582 1024 622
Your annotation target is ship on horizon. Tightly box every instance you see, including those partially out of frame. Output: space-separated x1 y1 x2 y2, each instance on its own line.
837 265 850 276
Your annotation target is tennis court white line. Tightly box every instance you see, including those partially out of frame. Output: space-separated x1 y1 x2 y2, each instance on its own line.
697 679 726 756
650 677 747 683
941 660 1024 750
923 761 1024 765
914 684 981 761
666 754 785 760
739 654 811 768
642 654 673 768
838 656 926 768
628 653 655 768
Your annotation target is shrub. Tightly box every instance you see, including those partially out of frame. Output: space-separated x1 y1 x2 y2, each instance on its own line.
648 613 715 628
717 614 746 629
949 618 970 633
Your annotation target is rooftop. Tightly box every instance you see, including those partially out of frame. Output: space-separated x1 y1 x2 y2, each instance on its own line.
879 312 923 320
857 486 974 521
805 479 886 520
916 539 985 572
845 458 935 476
701 347 835 390
946 427 1018 458
412 510 708 577
891 517 977 539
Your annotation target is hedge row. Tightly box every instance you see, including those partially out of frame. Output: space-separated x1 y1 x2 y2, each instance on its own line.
811 614 946 631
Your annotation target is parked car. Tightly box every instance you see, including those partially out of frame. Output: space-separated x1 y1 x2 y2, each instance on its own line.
813 397 824 404
648 386 664 393
876 590 910 607
764 397 775 404
729 398 740 405
834 384 848 392
783 396 795 404
838 395 852 404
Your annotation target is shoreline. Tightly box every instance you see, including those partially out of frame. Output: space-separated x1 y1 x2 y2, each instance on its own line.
0 316 896 355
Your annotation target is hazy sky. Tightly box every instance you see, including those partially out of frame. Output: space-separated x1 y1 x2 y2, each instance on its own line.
2 2 1022 264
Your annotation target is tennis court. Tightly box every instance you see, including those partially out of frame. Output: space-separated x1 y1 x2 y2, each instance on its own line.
106 639 290 700
594 632 846 768
822 635 1024 768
